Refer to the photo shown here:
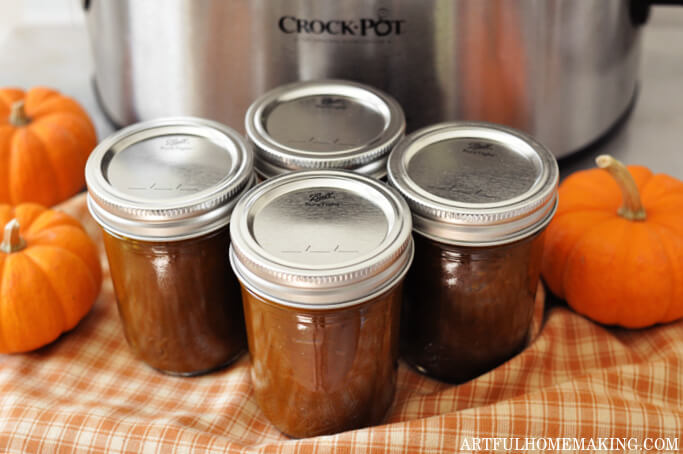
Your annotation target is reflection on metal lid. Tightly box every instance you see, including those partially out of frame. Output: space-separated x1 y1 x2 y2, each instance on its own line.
229 170 413 308
388 122 559 246
245 80 405 179
86 117 253 241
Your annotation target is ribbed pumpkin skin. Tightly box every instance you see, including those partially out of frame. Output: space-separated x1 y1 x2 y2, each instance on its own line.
0 87 97 206
541 165 683 329
0 204 102 353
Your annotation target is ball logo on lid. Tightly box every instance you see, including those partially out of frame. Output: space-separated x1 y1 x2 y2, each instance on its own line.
306 191 339 207
315 97 347 110
461 142 496 158
161 137 191 150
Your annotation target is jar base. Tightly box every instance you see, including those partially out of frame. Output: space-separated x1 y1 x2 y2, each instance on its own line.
273 409 392 439
147 348 247 377
402 350 523 385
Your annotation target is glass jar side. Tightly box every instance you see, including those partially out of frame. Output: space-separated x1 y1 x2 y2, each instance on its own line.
102 225 246 375
401 231 545 383
241 283 403 438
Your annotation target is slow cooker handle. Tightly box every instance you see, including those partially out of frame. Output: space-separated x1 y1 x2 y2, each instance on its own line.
631 0 683 26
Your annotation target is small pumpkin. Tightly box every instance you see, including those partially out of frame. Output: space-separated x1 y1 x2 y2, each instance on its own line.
0 87 97 206
541 155 683 328
0 203 102 353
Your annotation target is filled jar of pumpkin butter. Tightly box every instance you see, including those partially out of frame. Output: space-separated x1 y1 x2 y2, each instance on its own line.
85 117 254 376
229 170 413 438
387 122 559 383
244 80 405 180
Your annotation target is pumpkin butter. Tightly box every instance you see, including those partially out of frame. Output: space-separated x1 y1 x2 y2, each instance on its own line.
229 170 413 437
388 122 559 383
241 283 402 438
102 227 245 374
86 117 254 375
402 232 544 382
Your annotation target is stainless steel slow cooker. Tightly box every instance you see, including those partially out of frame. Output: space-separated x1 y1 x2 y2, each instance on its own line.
84 0 680 158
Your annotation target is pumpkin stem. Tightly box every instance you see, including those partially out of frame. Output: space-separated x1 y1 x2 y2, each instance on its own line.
595 154 646 221
9 100 30 127
0 219 26 254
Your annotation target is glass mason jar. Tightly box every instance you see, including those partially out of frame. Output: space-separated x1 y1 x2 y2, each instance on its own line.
387 122 559 383
86 117 254 376
229 170 413 437
244 80 405 181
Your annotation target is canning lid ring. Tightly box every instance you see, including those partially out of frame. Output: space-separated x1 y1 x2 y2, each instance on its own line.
230 238 414 310
387 122 559 246
229 170 414 309
85 116 254 241
245 79 405 177
411 195 558 246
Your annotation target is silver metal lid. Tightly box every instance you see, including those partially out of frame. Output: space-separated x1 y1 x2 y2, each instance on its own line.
244 80 405 179
229 170 413 309
387 122 559 246
86 117 254 241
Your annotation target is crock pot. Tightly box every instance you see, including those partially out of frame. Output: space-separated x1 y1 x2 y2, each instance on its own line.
84 0 681 158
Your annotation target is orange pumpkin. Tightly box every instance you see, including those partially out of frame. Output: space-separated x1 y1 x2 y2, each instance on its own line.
0 87 97 206
542 155 683 328
0 204 102 353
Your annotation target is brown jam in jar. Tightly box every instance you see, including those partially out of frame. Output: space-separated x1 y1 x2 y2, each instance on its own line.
402 232 543 383
86 117 254 375
229 170 413 437
244 80 405 181
103 226 246 375
388 122 559 383
240 284 402 438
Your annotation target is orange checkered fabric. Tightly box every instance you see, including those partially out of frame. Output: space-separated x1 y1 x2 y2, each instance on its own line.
0 194 681 453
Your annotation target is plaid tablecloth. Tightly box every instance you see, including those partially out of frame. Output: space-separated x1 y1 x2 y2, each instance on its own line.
0 194 681 453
